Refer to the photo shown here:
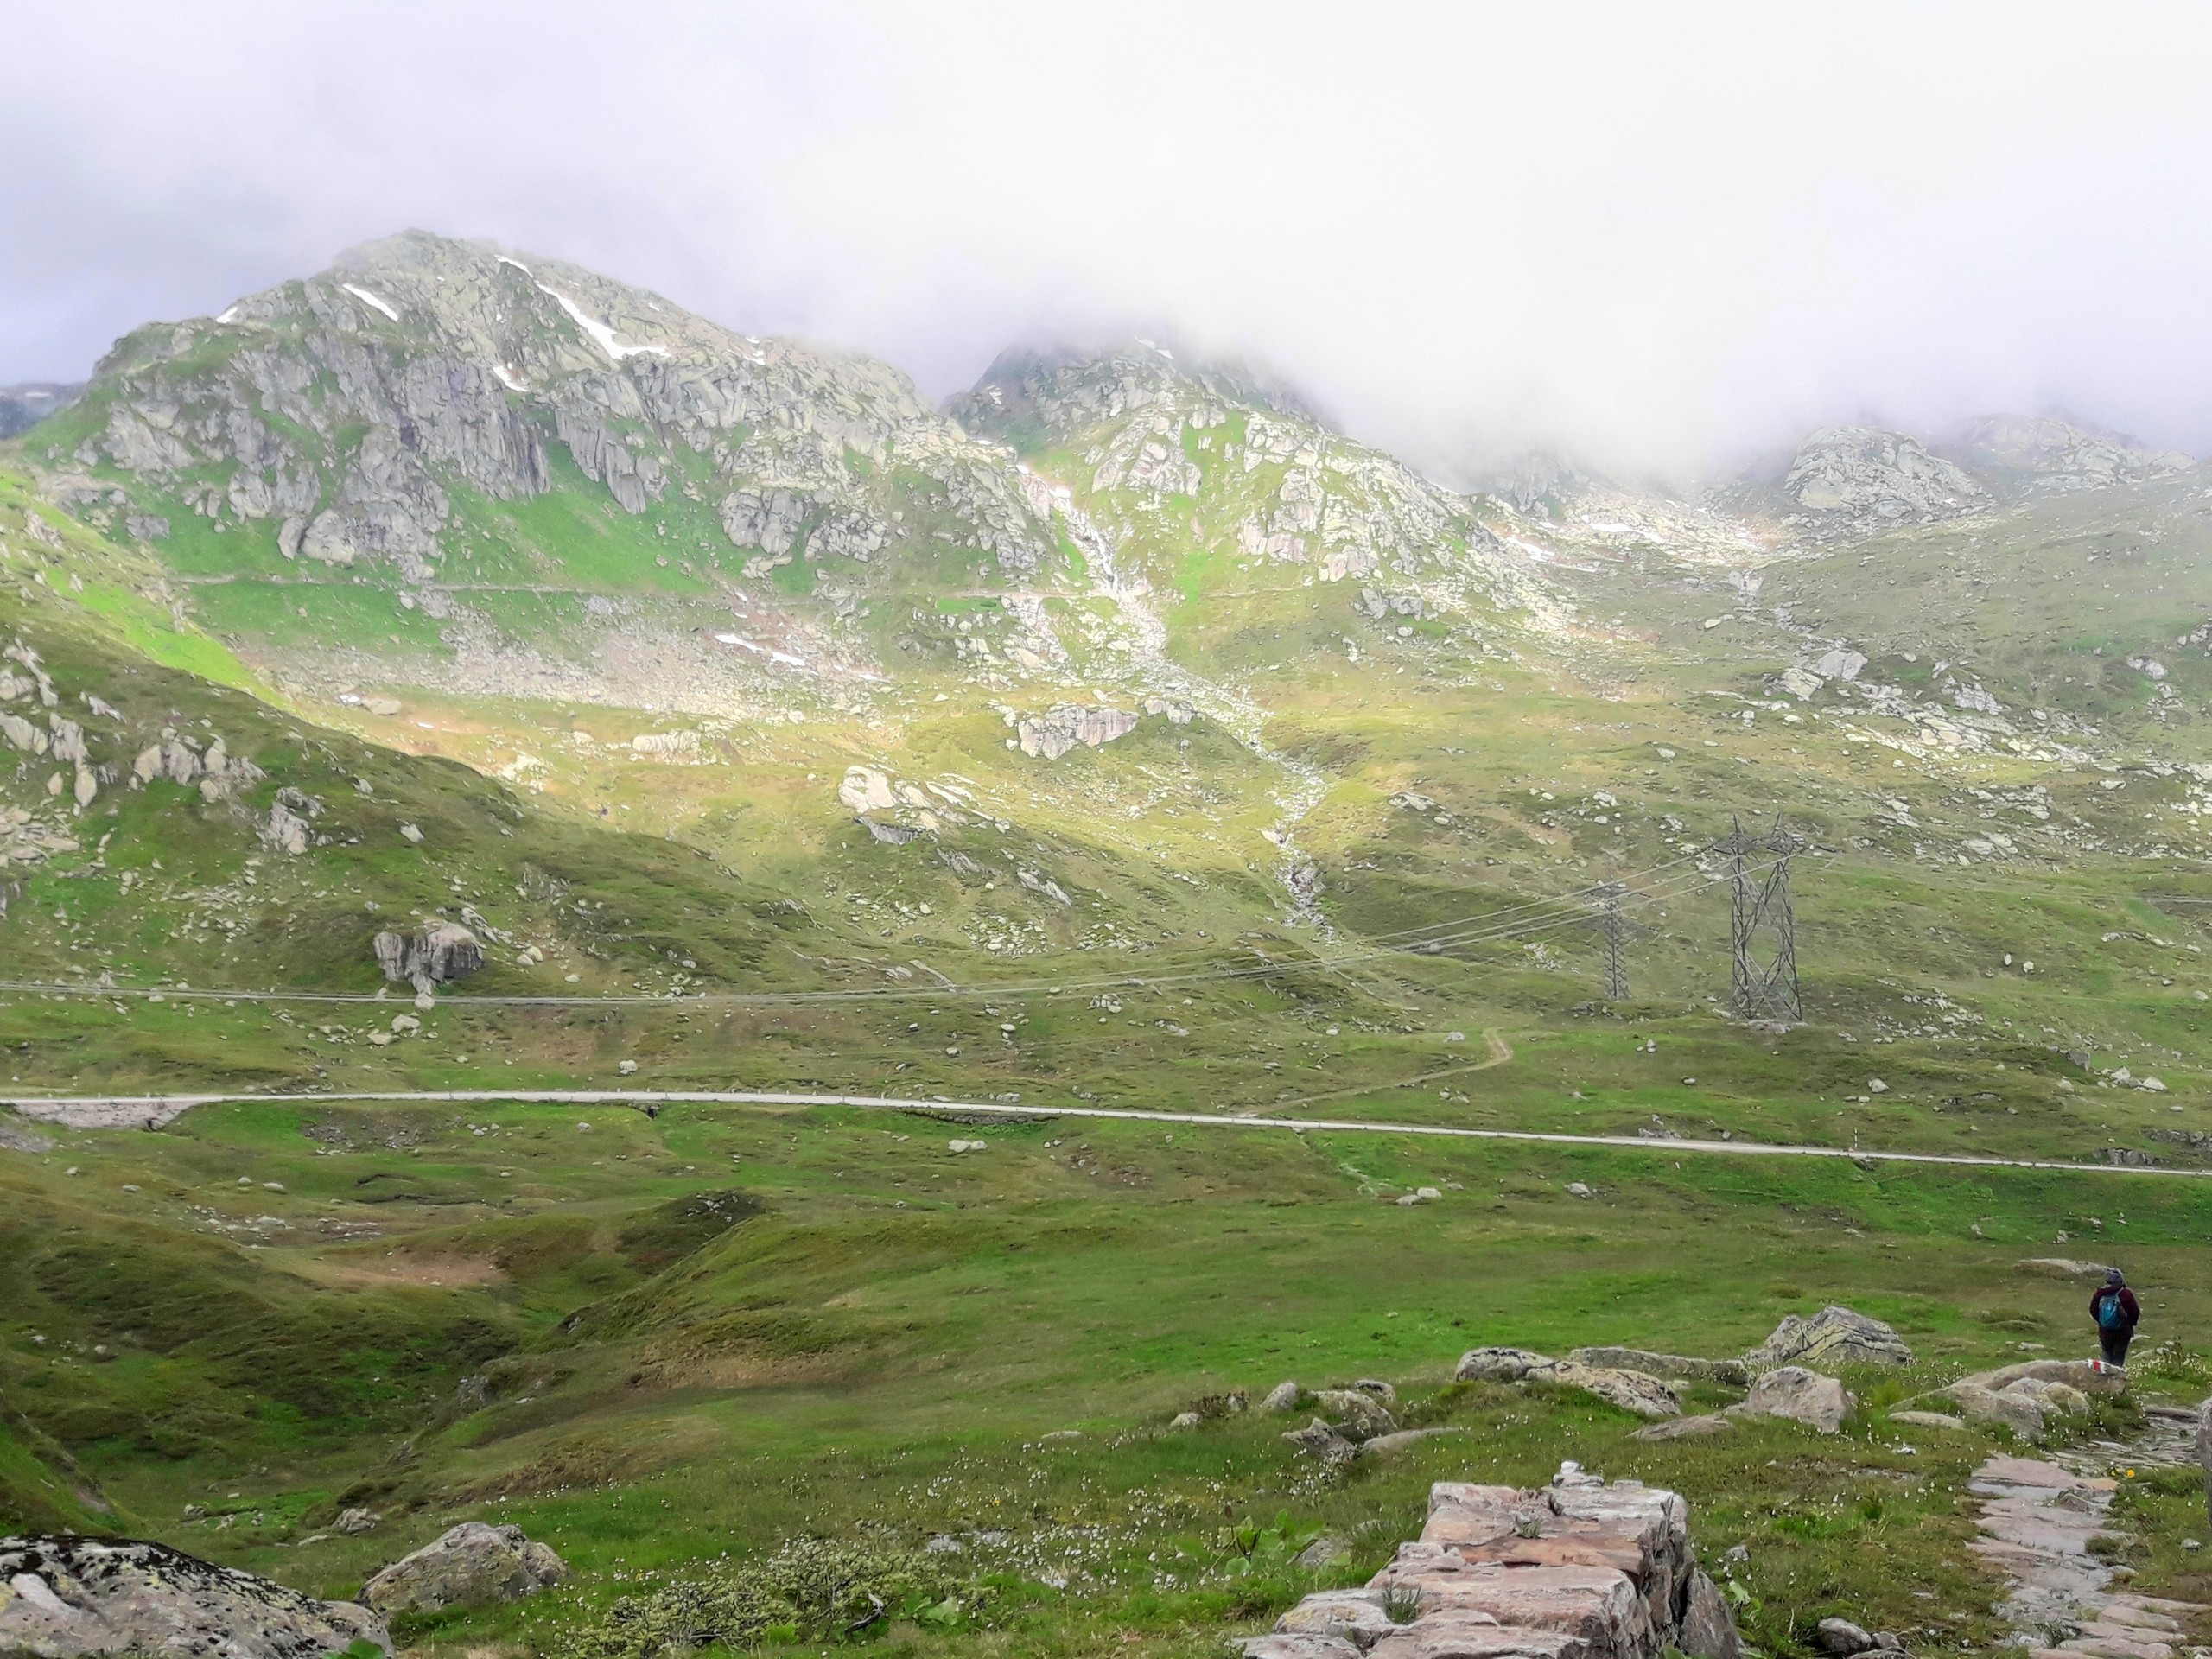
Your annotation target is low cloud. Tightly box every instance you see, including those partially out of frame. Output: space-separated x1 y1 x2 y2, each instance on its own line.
9 2 2212 480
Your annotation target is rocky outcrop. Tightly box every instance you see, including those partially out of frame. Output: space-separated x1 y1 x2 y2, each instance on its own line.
1571 1348 1751 1386
372 921 484 994
1452 1347 1681 1420
1937 1359 2120 1442
1732 1366 1853 1433
1745 1306 1911 1370
0 1534 386 1658
1245 1464 1739 1659
1015 704 1139 760
359 1522 565 1616
41 230 1061 614
1948 416 2191 499
1772 426 1989 536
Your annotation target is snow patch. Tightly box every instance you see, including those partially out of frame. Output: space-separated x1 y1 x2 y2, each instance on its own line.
215 304 241 325
493 364 528 392
340 283 399 321
536 283 668 361
498 256 533 275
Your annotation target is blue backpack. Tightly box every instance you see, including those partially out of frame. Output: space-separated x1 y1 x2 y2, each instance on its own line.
2095 1290 2129 1330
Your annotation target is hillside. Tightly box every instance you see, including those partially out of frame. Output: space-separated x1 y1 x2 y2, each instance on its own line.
3 237 2212 1659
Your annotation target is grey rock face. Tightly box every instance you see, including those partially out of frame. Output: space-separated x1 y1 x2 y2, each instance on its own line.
1452 1345 1550 1382
1732 1366 1853 1433
1775 426 1989 535
1313 1389 1398 1440
1744 1305 1912 1369
1571 1348 1750 1386
359 1522 565 1616
1949 415 2192 497
1016 704 1140 760
51 229 1058 597
1452 1347 1681 1419
372 921 485 993
2196 1397 2210 1529
0 1533 387 1658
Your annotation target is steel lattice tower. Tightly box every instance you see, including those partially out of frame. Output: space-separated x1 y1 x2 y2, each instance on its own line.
1597 879 1629 1001
1719 815 1803 1022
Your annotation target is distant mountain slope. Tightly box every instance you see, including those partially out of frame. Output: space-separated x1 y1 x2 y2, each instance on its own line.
0 383 82 440
950 340 1547 618
12 231 1073 708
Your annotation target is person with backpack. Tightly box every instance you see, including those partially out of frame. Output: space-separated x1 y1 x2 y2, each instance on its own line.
2089 1268 2140 1367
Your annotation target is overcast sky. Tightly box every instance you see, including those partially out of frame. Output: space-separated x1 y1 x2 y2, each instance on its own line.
10 2 2212 479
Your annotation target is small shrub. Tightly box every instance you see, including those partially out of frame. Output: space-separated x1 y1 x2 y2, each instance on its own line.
559 1533 956 1657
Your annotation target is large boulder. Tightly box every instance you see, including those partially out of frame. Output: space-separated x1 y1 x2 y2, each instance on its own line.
1454 1346 1550 1382
360 1522 566 1615
1573 1348 1751 1386
1732 1367 1853 1433
372 921 484 995
1528 1360 1681 1421
0 1534 387 1658
1938 1361 2111 1442
1745 1306 1911 1370
1313 1389 1398 1441
1452 1347 1681 1419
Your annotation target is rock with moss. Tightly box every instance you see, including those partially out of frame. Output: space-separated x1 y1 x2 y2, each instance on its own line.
0 1534 387 1657
360 1522 565 1615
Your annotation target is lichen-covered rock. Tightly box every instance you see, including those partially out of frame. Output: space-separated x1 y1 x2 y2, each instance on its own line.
1453 1346 1550 1382
1572 1348 1750 1386
1744 1306 1911 1370
1313 1389 1398 1440
372 921 485 994
1526 1361 1681 1421
359 1522 565 1615
0 1533 387 1658
1259 1380 1306 1413
1732 1367 1853 1433
1283 1417 1358 1466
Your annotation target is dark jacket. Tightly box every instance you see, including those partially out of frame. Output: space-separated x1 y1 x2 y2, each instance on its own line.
2090 1285 2140 1331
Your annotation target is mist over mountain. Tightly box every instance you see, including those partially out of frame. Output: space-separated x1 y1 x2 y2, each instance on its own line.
13 6 2212 477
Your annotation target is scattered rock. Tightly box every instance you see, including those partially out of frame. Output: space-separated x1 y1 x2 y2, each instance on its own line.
0 1534 387 1658
359 1522 566 1616
372 921 484 995
1313 1389 1398 1440
1270 1589 1395 1647
1452 1346 1681 1418
1282 1417 1358 1466
1292 1535 1347 1571
1015 704 1139 760
1945 1382 2048 1440
1169 1411 1204 1430
1566 1181 1592 1198
1732 1366 1853 1433
335 1508 381 1535
1630 1414 1736 1441
1888 1410 1968 1431
1526 1359 1682 1421
1452 1346 1549 1382
1745 1306 1912 1369
1815 1617 1878 1655
1572 1348 1751 1386
2014 1257 2119 1280
1357 1428 1466 1458
1260 1380 1306 1413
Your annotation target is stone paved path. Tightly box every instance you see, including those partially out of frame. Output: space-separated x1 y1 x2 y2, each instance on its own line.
1969 1412 2208 1659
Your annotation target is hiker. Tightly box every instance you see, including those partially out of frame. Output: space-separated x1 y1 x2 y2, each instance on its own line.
2089 1268 2140 1367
